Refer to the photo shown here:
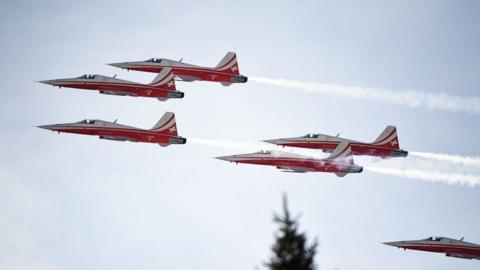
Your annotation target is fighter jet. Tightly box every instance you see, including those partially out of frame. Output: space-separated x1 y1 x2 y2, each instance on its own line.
264 125 408 158
384 236 480 260
216 142 363 177
38 112 186 146
39 68 183 101
109 52 248 86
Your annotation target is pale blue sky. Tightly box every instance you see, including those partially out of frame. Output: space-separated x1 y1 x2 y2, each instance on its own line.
1 1 480 269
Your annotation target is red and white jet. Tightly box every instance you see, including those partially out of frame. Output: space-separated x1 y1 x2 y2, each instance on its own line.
216 142 363 177
39 68 183 101
109 52 247 86
384 236 480 260
264 125 408 158
38 112 186 146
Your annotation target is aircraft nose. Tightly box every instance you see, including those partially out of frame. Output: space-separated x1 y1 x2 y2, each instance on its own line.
37 124 57 131
383 241 403 248
215 155 236 162
38 80 57 85
263 139 287 145
108 62 128 69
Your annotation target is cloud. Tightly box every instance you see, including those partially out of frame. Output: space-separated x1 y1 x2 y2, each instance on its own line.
250 77 480 115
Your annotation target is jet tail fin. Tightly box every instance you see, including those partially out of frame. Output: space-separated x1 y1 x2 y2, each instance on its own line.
215 52 240 75
149 67 176 90
372 125 400 149
327 142 354 165
151 112 178 136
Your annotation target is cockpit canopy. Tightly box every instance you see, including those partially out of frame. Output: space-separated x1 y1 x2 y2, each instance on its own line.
304 134 320 138
146 58 163 63
256 150 271 155
78 119 96 124
425 237 444 242
78 75 96 79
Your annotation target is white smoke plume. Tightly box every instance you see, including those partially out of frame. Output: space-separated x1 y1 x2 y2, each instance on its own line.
250 77 480 115
410 151 480 168
365 166 480 187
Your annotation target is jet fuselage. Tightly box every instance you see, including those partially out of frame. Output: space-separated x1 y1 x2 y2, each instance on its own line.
109 53 247 85
266 134 407 158
216 151 363 174
39 119 186 146
384 237 480 260
40 74 183 100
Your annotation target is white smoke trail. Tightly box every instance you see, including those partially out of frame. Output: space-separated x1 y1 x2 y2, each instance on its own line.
410 151 480 168
250 77 480 115
365 166 480 187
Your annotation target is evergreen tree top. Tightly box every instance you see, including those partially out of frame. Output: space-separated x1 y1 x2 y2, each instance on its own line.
266 194 317 270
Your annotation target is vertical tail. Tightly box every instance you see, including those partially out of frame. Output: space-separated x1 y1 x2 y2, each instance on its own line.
151 112 178 136
149 67 176 90
372 125 400 149
215 52 240 75
327 142 354 165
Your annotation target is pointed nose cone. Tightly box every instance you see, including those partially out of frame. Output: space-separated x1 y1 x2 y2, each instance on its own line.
215 155 236 162
109 62 128 69
383 241 403 248
263 139 282 145
38 80 57 86
37 124 57 131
